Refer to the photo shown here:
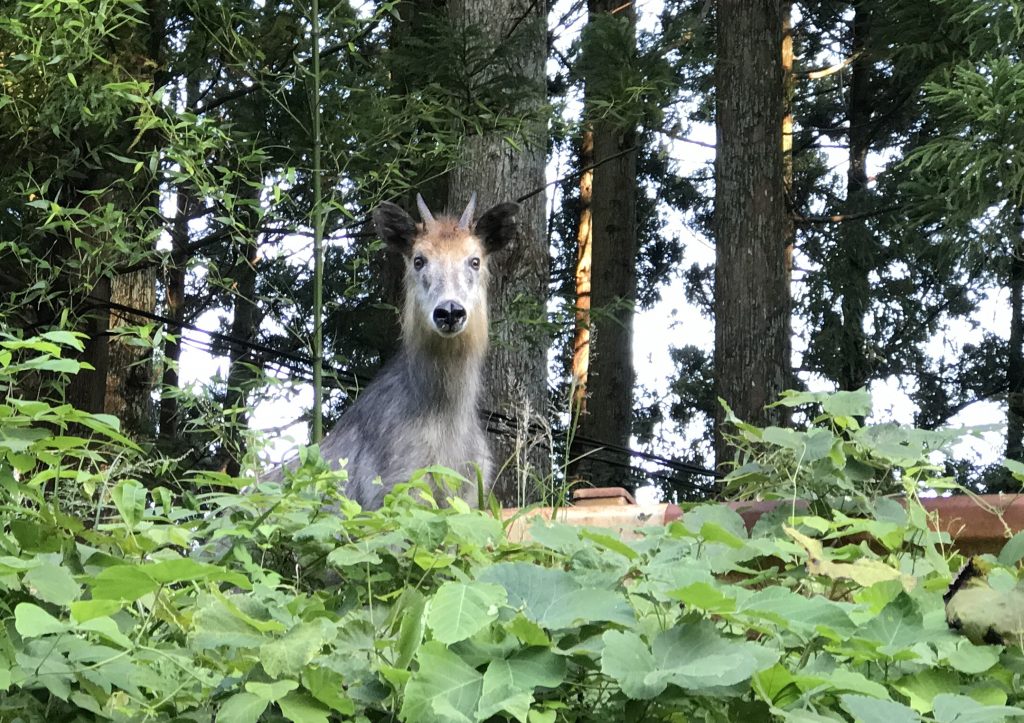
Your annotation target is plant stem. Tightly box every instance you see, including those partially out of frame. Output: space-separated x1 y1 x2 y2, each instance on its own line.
310 0 325 443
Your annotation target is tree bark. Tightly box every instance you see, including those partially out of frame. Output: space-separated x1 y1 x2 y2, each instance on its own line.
448 0 549 506
713 0 790 466
834 1 875 392
67 278 112 416
159 182 192 443
571 130 594 414
105 270 158 436
571 0 639 489
221 225 263 477
1007 207 1024 466
68 2 164 436
782 1 795 279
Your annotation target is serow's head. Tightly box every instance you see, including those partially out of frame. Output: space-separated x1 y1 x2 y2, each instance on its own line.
373 193 519 340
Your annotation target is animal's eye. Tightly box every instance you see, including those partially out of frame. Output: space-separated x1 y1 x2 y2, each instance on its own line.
470 257 481 270
413 256 426 270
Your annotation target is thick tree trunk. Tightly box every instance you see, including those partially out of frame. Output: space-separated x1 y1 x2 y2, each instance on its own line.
69 3 163 436
713 0 790 467
571 0 639 489
448 0 549 506
105 270 158 436
68 278 112 416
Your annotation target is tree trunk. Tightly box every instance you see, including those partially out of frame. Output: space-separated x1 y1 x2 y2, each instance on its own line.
570 0 639 489
571 130 594 414
713 0 790 467
105 270 158 436
221 228 263 476
834 1 875 392
67 278 112 416
159 183 191 443
448 0 549 507
372 0 452 364
1007 207 1024 466
68 2 163 436
782 0 795 279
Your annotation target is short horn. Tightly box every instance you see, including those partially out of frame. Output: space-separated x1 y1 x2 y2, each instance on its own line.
416 193 436 229
457 192 477 230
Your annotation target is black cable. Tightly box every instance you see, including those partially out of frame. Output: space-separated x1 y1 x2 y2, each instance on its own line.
83 295 720 486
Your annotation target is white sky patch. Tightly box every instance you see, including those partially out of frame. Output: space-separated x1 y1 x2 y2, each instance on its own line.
171 0 1011 493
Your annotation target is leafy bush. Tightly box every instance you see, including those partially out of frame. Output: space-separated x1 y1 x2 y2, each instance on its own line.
3 334 1024 721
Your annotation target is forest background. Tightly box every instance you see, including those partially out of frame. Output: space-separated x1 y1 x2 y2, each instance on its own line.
1 0 1021 504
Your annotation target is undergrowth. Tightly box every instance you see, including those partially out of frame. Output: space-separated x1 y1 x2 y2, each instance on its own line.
2 332 1024 722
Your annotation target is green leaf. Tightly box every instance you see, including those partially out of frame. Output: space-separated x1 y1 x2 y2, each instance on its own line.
739 586 857 637
699 521 746 549
931 693 1024 723
22 357 80 373
680 504 749 540
579 528 639 560
400 641 483 723
601 630 663 700
996 531 1024 565
246 679 298 701
394 588 428 669
190 596 272 650
446 513 504 547
944 639 1000 675
146 558 249 588
478 562 634 628
302 667 355 714
216 692 269 723
650 620 780 690
39 330 85 350
477 649 566 722
70 599 123 622
895 669 961 713
506 615 550 646
822 389 873 418
669 582 737 613
89 565 160 601
428 582 506 645
77 616 132 648
793 669 888 700
110 479 146 527
23 562 81 606
857 595 933 657
278 691 331 723
261 620 337 679
14 602 66 637
840 694 920 723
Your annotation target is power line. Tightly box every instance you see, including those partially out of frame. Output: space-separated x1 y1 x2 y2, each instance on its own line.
85 295 720 487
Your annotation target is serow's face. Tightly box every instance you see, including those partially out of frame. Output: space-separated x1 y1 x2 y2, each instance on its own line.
372 194 521 339
408 231 487 337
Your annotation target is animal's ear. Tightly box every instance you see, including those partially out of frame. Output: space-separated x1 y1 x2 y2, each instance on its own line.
373 202 417 256
473 202 520 255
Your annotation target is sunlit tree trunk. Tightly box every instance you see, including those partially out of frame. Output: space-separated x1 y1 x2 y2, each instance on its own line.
571 130 594 414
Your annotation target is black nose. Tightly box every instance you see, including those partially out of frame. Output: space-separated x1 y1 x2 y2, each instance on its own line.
433 301 467 332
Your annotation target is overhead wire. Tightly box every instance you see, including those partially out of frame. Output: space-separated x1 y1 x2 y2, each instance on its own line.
84 293 720 491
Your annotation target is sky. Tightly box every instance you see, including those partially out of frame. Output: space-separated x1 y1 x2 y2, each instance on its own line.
174 0 1010 503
